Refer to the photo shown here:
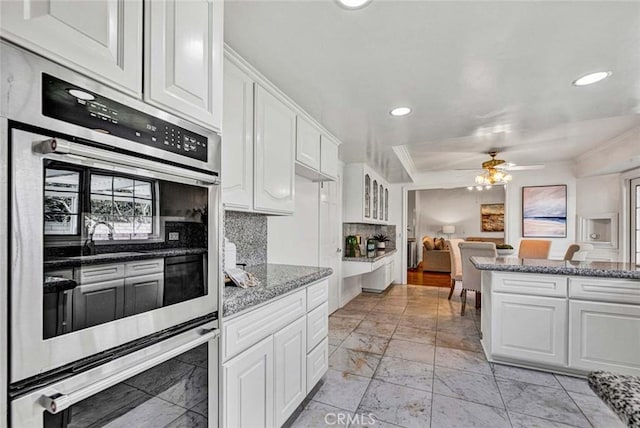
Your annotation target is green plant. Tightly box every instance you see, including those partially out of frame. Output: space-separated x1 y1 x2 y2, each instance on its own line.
373 233 390 243
496 243 513 249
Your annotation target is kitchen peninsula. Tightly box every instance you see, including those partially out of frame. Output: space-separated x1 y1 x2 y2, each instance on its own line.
472 257 640 377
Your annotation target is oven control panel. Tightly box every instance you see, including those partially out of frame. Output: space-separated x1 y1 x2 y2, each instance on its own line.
42 74 208 162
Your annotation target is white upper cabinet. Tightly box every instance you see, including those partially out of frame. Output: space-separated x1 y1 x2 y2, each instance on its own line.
343 163 391 224
296 116 321 170
222 58 254 210
145 0 223 132
0 0 143 96
254 84 296 214
320 135 339 180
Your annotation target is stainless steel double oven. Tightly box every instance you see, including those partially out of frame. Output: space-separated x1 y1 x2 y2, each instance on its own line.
1 42 222 427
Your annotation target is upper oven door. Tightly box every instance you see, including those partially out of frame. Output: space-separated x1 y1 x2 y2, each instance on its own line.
10 128 220 383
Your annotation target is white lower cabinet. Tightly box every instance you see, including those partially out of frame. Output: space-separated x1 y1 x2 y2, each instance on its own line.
306 338 329 394
223 336 275 428
491 293 567 366
274 317 307 427
569 300 640 375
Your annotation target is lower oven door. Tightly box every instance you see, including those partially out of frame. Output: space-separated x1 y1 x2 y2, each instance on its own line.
10 323 219 428
10 128 220 383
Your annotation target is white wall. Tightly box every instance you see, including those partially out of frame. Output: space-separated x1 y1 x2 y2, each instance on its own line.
268 175 320 265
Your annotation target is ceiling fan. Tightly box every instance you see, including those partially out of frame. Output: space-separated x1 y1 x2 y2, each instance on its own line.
457 151 545 172
459 151 544 187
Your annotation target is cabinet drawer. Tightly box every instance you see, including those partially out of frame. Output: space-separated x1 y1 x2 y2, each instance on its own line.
307 279 329 311
307 302 328 352
569 277 640 305
492 272 567 297
306 337 328 394
125 258 164 277
223 290 306 361
74 264 125 284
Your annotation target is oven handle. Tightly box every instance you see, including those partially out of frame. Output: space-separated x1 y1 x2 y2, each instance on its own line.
40 328 220 414
34 138 220 185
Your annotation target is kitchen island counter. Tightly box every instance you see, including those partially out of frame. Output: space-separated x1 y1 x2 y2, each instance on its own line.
342 248 397 263
223 263 333 317
44 247 208 269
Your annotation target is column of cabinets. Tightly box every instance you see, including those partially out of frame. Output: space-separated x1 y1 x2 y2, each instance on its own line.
295 116 339 181
343 163 391 224
1 0 223 132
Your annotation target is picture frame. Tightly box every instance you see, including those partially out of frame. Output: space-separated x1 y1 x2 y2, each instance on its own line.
480 203 505 232
522 185 567 238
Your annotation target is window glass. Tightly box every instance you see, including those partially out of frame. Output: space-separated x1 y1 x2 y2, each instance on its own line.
44 169 80 235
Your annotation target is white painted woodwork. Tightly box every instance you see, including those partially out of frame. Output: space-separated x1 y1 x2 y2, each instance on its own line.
274 316 307 427
569 277 640 305
491 293 567 366
74 263 125 285
320 136 339 180
222 58 254 210
124 258 163 277
343 163 390 225
492 273 568 298
72 279 125 331
145 0 223 131
223 336 274 428
569 300 640 375
254 84 296 214
222 289 306 361
306 338 329 394
307 302 329 352
0 0 143 96
123 273 164 316
307 279 329 311
319 178 341 313
342 252 396 279
296 116 321 170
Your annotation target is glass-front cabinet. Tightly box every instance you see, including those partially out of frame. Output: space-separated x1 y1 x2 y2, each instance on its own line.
343 163 391 225
364 174 370 219
385 188 389 221
379 184 384 221
373 180 378 219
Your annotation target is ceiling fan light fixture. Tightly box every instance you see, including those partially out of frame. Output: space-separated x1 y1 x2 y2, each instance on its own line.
573 71 611 86
336 0 372 10
390 106 411 117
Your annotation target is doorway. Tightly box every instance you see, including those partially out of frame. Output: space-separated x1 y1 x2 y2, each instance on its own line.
320 176 342 313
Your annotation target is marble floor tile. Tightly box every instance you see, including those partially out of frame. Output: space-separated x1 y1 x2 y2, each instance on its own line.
497 379 591 427
375 304 406 315
329 316 362 331
290 400 354 428
568 391 626 428
492 364 562 388
430 394 510 428
358 379 432 428
313 369 371 412
554 374 595 396
403 306 438 317
342 332 390 355
329 344 338 357
190 398 207 417
392 325 436 345
397 315 438 331
435 316 477 334
102 397 186 428
124 359 194 396
435 347 492 375
164 410 207 428
329 334 346 347
157 366 208 409
343 300 378 312
329 347 382 378
70 384 149 427
363 312 402 325
355 320 397 338
373 356 434 392
349 413 404 428
508 411 580 428
332 308 370 320
433 366 504 408
384 339 435 364
435 330 483 353
175 344 208 368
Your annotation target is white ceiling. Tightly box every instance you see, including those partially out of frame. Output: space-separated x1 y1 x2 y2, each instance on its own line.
224 1 640 183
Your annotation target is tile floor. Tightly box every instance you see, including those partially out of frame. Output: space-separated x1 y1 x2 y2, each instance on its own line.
292 284 624 428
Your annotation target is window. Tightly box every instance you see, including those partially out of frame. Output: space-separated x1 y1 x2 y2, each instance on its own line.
89 174 154 240
44 169 81 235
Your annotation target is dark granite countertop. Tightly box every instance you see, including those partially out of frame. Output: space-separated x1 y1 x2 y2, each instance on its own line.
223 264 333 317
471 256 640 280
44 248 207 269
343 248 397 263
44 276 77 294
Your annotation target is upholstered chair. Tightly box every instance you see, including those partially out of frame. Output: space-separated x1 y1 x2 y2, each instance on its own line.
564 243 594 261
518 239 551 259
458 242 497 316
445 239 464 300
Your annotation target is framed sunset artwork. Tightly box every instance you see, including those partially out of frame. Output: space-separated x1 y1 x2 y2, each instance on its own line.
522 185 567 237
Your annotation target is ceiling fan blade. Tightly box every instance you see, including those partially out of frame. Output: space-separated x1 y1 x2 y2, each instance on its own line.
500 164 545 171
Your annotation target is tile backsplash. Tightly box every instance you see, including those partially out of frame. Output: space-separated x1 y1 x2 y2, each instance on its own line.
224 211 268 267
343 223 397 250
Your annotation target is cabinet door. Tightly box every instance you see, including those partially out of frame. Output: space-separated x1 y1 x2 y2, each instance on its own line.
364 174 371 219
274 316 306 427
223 336 274 428
492 293 567 366
296 116 321 170
145 0 223 131
254 85 296 214
320 135 339 180
72 279 125 331
124 273 164 316
222 59 254 210
384 188 389 221
569 301 640 376
0 0 142 96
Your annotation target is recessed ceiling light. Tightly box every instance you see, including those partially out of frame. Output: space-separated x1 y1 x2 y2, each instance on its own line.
390 107 411 117
573 71 611 87
336 0 372 9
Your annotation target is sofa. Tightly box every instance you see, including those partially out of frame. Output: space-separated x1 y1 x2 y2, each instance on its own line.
422 236 451 272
